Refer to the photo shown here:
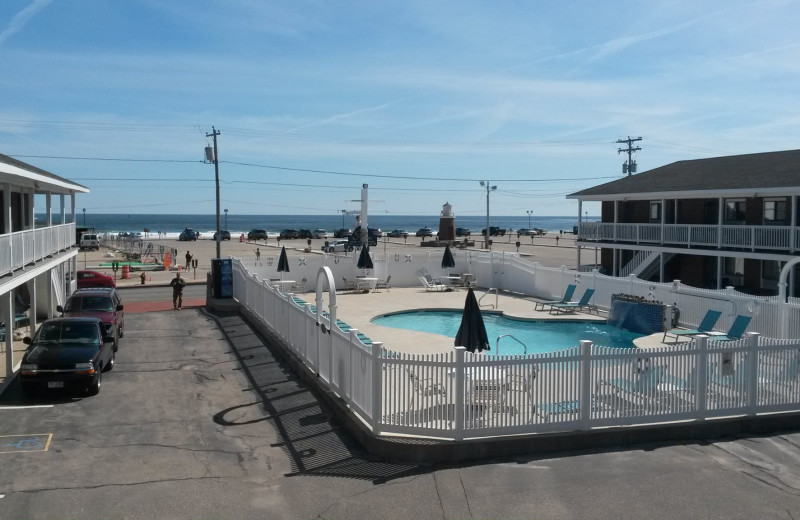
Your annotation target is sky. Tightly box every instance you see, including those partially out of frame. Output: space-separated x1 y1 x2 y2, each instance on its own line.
2 0 800 218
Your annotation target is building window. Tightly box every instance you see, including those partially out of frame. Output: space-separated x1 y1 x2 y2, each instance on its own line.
764 198 788 224
649 201 661 222
725 199 746 223
762 260 781 281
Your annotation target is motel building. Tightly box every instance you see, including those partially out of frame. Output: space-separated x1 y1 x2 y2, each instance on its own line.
1 154 88 378
570 149 800 298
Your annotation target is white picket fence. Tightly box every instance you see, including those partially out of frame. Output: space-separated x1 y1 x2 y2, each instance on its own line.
232 259 800 441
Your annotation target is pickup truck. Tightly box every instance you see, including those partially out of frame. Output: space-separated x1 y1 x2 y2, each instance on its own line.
481 227 506 236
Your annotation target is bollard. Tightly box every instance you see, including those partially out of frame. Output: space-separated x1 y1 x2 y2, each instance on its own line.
140 272 146 285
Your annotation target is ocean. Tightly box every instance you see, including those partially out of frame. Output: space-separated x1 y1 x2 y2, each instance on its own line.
63 213 598 237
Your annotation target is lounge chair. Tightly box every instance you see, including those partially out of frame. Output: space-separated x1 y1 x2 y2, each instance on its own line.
662 309 722 343
341 277 358 293
375 275 391 292
549 288 597 314
597 364 667 414
419 275 446 292
707 315 752 342
534 284 577 311
406 367 447 411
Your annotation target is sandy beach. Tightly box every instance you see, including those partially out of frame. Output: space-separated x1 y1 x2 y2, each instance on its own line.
92 232 587 288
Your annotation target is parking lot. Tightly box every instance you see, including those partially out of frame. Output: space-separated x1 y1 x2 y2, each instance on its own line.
1 306 800 519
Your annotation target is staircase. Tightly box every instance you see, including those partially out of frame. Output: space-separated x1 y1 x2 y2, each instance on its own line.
620 250 658 277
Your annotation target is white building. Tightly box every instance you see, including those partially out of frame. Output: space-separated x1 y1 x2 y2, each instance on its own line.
1 154 89 377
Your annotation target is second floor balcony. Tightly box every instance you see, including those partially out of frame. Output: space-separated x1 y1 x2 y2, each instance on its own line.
578 221 800 253
0 223 76 277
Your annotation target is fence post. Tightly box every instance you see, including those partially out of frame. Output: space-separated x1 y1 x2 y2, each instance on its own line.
579 340 593 428
454 347 466 441
746 332 760 415
285 292 293 347
371 342 383 435
303 303 312 361
695 335 708 419
347 329 359 407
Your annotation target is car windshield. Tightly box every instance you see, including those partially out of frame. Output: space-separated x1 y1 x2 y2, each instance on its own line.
66 296 114 312
36 322 100 346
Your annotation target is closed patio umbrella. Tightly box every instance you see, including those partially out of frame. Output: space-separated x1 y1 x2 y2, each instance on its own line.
357 244 374 271
454 288 490 353
277 246 290 280
441 245 455 271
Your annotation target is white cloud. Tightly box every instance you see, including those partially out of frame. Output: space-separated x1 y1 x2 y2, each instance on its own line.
0 0 52 48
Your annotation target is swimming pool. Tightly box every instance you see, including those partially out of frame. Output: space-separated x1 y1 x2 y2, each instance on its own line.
371 311 644 355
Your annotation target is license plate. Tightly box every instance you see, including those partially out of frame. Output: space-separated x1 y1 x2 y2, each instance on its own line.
47 381 64 389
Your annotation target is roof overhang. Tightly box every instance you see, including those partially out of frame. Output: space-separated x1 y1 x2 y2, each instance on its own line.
0 162 89 194
567 186 800 202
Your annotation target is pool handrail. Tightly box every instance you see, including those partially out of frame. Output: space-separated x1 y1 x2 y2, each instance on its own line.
496 334 527 355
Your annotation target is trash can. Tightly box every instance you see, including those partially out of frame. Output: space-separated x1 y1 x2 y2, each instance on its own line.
211 258 233 298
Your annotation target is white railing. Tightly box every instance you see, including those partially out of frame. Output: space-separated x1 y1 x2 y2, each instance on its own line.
0 223 75 277
580 222 798 252
232 260 800 440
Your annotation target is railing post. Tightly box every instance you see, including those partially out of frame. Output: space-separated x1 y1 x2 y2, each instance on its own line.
746 331 760 415
454 347 466 441
371 342 383 435
695 335 708 419
303 303 312 360
579 340 593 428
348 329 360 406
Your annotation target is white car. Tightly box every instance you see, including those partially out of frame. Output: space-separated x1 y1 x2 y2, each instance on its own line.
322 240 354 253
312 229 330 239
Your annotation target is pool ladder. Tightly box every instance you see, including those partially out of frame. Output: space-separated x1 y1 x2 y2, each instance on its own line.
496 334 527 355
479 288 498 309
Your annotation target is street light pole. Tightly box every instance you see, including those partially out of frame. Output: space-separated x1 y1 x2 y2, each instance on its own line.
206 127 221 259
224 208 229 230
82 208 86 226
480 181 497 249
527 210 533 228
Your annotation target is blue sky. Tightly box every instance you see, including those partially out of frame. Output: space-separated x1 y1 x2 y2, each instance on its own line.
2 0 800 217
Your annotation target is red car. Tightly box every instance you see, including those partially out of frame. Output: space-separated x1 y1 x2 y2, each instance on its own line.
77 270 116 289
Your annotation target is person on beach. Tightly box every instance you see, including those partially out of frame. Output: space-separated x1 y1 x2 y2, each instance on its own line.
256 248 261 262
170 271 186 310
185 250 192 269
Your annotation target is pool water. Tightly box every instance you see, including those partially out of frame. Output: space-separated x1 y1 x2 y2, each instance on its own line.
371 311 644 355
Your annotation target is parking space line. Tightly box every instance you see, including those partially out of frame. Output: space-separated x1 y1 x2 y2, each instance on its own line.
0 433 53 454
0 405 54 409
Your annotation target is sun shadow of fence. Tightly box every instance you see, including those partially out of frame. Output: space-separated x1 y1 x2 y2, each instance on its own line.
206 310 426 484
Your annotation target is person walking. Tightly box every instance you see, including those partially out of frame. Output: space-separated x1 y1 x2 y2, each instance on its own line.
255 248 261 262
185 250 192 269
170 271 186 310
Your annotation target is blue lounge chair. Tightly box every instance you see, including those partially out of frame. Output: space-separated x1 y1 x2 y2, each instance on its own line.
549 288 597 315
707 315 752 342
597 365 667 413
662 309 722 343
534 284 577 311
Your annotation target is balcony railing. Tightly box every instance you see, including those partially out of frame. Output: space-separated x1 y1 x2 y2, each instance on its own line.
0 223 76 278
578 222 798 252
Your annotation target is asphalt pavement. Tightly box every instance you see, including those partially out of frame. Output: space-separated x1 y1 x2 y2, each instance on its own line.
1 304 799 519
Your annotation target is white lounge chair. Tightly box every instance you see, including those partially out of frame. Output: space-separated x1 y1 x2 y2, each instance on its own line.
419 275 446 292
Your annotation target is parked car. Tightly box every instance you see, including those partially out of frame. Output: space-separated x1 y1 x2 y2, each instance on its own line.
77 270 116 289
455 227 471 237
179 228 198 241
79 233 100 251
279 229 300 239
333 228 353 238
298 229 313 239
348 226 379 247
58 287 124 352
312 229 330 239
517 228 534 236
387 229 409 238
416 227 433 237
247 229 268 240
19 317 116 395
481 226 506 236
213 230 232 240
322 240 354 253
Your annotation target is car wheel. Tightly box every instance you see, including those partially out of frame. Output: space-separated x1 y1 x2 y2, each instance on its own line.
88 370 102 395
347 246 354 252
104 351 115 372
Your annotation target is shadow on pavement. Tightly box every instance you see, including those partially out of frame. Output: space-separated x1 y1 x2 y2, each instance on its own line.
206 309 427 484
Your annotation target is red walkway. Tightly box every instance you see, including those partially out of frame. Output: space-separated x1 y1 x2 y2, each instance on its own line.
124 298 206 313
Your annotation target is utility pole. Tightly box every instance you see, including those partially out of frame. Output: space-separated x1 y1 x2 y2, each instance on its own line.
206 127 221 259
480 181 497 249
617 136 642 176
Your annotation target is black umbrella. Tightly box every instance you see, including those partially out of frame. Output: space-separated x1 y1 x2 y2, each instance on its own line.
277 246 290 279
441 245 455 270
454 288 490 353
357 244 374 270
